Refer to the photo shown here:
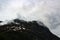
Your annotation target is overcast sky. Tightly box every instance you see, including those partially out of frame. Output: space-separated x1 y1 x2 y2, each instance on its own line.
0 0 60 37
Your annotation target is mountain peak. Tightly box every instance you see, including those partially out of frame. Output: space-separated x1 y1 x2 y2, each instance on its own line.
0 19 60 40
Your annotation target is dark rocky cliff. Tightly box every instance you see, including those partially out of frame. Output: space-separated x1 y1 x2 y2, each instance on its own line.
0 19 60 40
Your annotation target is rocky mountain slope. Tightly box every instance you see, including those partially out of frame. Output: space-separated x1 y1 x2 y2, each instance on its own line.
0 19 60 40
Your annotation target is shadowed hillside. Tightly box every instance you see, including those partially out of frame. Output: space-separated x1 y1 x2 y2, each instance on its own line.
0 19 60 40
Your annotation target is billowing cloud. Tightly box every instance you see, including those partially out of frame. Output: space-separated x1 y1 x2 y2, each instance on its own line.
0 0 60 37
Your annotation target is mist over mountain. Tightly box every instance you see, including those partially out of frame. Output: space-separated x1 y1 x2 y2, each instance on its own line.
0 19 60 40
0 0 60 37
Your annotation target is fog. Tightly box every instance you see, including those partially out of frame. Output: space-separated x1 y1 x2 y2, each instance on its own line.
0 0 60 37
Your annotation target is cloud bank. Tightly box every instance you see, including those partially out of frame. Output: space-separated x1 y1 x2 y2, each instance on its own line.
0 0 60 37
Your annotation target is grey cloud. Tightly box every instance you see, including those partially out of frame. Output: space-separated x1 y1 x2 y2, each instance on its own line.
0 0 60 37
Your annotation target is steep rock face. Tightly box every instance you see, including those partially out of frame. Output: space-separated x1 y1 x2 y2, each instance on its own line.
0 19 60 40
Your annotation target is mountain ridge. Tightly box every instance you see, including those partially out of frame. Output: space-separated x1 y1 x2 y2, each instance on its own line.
0 19 60 40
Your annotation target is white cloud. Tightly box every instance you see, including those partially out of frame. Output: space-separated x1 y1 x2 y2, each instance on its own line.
0 0 60 37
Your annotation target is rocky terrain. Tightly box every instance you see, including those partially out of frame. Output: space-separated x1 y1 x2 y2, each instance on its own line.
0 19 60 40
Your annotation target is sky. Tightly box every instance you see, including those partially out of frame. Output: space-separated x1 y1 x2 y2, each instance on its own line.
0 0 60 37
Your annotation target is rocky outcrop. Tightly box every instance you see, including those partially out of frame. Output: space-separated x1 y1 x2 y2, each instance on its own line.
0 19 60 40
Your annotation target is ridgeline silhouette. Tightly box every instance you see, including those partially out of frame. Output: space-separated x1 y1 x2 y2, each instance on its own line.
0 19 60 40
